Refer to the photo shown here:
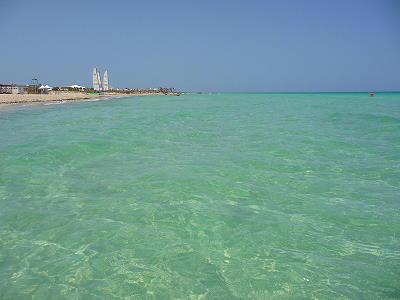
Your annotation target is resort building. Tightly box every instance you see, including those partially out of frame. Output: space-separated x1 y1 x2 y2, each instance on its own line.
0 84 28 94
69 84 86 91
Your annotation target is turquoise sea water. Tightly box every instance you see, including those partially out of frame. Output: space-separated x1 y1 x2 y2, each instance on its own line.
0 93 399 299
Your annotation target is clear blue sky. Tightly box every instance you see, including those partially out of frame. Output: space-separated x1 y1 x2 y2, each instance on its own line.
1 0 399 92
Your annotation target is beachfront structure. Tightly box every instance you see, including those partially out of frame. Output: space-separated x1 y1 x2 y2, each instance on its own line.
103 70 109 91
0 84 28 94
38 85 53 94
69 84 86 91
92 68 102 91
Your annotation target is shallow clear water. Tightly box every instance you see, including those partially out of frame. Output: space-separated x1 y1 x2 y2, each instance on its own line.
0 93 399 299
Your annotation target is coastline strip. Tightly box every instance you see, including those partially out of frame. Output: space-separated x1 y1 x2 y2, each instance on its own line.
0 92 161 107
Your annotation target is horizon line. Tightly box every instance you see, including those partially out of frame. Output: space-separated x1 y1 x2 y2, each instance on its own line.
187 90 400 94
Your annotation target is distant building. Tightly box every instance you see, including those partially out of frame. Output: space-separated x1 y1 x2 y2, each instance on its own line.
69 84 86 91
0 84 28 94
38 85 53 94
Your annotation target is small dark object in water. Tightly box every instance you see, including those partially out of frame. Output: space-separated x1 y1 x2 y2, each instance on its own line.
369 92 375 97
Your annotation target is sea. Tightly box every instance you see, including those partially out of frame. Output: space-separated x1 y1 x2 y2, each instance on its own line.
0 93 399 299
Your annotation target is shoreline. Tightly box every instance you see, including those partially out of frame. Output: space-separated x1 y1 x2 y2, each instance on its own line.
0 92 162 110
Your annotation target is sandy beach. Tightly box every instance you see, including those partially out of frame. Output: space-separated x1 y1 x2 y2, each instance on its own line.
0 92 163 108
0 92 119 106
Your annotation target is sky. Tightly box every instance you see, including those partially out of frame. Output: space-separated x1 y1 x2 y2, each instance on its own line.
0 0 399 92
